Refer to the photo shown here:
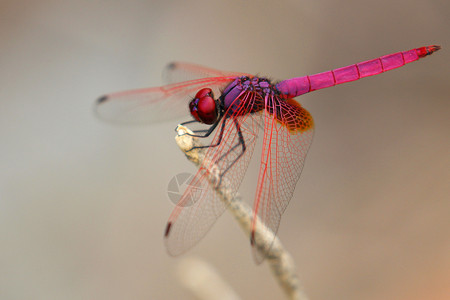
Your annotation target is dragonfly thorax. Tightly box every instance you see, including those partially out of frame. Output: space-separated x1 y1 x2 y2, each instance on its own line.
222 76 276 115
189 88 218 124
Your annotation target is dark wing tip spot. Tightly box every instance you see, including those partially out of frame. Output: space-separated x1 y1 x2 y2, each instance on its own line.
97 95 109 104
164 222 172 237
166 62 177 70
250 230 256 246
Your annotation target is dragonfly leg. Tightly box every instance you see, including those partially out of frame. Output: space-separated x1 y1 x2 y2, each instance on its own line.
188 119 226 151
187 118 246 173
178 119 220 138
179 118 247 187
187 118 246 187
217 118 246 178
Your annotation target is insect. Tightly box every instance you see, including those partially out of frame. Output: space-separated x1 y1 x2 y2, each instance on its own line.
96 45 440 262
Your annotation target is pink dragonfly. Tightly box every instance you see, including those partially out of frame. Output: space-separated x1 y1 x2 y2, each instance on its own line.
96 45 440 262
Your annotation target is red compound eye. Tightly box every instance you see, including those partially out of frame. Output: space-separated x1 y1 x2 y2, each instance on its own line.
189 88 217 124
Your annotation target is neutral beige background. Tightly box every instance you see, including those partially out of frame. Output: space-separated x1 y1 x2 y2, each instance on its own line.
1 1 449 299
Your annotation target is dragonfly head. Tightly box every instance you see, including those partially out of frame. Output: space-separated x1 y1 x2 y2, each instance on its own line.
189 88 218 125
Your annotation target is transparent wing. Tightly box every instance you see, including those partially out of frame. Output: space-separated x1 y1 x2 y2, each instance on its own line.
251 97 315 263
164 91 263 256
162 61 248 84
95 76 236 124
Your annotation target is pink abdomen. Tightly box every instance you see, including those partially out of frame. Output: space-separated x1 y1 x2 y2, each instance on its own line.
276 45 440 98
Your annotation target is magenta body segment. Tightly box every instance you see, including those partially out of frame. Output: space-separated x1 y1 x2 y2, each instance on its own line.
275 48 425 98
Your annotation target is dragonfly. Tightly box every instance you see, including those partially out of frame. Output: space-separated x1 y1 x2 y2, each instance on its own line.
96 45 440 263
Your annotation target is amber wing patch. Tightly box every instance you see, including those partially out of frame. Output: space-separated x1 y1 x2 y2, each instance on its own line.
275 98 314 133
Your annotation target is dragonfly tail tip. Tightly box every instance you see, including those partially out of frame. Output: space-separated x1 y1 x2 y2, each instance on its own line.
417 45 441 58
434 45 441 51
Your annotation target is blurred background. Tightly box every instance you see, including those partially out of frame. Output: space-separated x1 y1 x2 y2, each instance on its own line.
0 0 449 299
